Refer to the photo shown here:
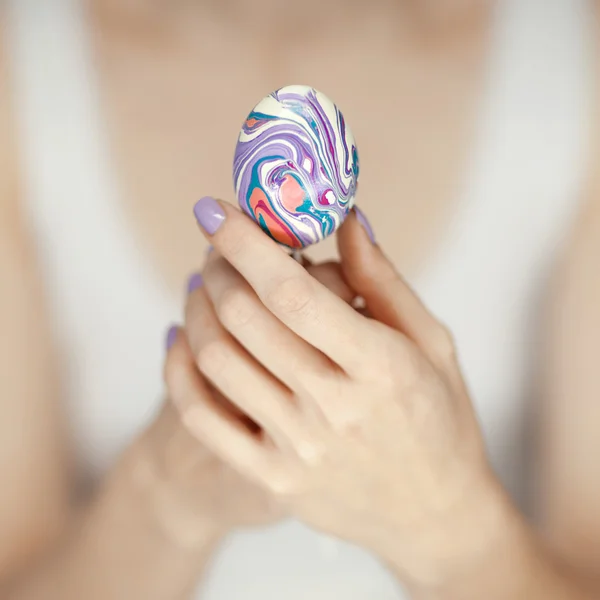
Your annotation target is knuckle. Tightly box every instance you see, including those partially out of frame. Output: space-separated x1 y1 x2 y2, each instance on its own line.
265 276 316 319
216 287 256 330
265 471 298 498
258 459 306 499
195 340 229 379
296 439 325 466
363 328 406 384
385 343 421 391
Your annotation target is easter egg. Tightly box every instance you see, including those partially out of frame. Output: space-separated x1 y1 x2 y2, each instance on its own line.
233 85 359 248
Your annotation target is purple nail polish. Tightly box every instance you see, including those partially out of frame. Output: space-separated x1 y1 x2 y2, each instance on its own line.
354 207 376 244
187 272 204 294
206 245 214 255
193 196 226 235
166 325 178 350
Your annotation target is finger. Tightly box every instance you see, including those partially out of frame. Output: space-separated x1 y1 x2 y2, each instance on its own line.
192 198 373 373
187 274 256 424
337 208 455 367
306 261 355 304
185 281 311 451
201 255 337 394
163 326 278 481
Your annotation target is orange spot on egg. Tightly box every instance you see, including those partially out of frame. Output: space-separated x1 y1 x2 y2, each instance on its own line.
248 187 302 248
266 219 303 248
280 174 306 212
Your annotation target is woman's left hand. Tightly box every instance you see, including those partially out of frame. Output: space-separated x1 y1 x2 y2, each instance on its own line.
167 197 509 590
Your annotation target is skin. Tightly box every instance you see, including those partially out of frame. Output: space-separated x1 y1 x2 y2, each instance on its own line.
1 400 283 600
90 0 490 287
173 206 495 587
540 152 600 578
0 0 599 598
0 10 281 598
169 201 600 599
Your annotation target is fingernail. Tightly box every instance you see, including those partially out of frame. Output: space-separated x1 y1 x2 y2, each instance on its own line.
187 272 204 294
166 325 178 350
193 196 226 235
206 245 214 255
353 207 376 244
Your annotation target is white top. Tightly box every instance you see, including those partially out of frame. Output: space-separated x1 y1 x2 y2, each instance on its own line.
4 0 594 598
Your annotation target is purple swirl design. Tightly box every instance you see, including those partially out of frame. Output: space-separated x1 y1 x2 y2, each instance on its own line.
233 85 359 248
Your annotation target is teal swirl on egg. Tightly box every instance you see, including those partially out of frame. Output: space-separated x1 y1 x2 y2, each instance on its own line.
233 85 359 248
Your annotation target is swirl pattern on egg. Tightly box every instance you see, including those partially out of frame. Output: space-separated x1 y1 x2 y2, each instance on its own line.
233 85 359 248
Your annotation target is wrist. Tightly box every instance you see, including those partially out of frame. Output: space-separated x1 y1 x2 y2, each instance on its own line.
386 472 536 598
374 467 529 593
132 408 230 550
137 452 226 551
71 434 223 597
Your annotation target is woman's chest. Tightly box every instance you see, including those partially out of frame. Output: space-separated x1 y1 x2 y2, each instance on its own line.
11 0 589 488
91 4 488 286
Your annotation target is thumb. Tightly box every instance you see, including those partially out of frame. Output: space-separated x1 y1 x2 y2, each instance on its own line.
337 208 453 363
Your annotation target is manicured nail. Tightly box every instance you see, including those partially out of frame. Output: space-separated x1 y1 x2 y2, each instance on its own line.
193 196 226 235
353 207 376 244
206 245 214 255
166 325 178 350
187 272 204 294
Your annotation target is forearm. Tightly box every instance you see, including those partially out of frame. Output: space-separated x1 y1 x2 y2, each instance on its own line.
3 429 222 600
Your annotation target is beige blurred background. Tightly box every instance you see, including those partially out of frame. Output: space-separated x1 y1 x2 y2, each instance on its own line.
1 1 596 598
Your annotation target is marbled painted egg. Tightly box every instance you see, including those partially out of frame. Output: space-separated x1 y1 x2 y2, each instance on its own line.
233 85 359 248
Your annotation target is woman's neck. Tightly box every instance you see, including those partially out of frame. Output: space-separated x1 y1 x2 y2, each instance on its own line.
94 0 490 33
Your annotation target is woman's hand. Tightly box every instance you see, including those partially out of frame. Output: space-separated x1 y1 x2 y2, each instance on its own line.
155 257 357 544
166 197 507 590
142 366 284 548
155 254 358 545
